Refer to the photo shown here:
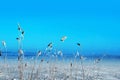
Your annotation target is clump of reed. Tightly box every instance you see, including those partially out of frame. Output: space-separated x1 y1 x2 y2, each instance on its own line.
0 40 8 79
0 25 108 80
16 23 25 80
1 41 7 66
92 55 106 80
28 50 42 80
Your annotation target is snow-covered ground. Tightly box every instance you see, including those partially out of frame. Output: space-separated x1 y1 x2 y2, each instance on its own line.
0 58 119 80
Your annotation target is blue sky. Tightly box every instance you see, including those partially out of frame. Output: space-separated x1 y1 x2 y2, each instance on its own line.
0 0 120 55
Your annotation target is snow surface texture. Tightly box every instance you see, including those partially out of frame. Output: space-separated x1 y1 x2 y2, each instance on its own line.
0 58 119 80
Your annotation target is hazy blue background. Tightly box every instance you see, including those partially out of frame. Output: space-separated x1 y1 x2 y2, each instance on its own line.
0 0 120 55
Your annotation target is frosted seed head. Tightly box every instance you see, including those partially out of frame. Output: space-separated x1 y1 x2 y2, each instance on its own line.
18 23 22 31
60 36 67 42
22 31 24 35
77 43 80 46
37 50 42 57
16 37 20 40
47 42 53 49
18 49 24 55
58 51 63 56
1 41 6 47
